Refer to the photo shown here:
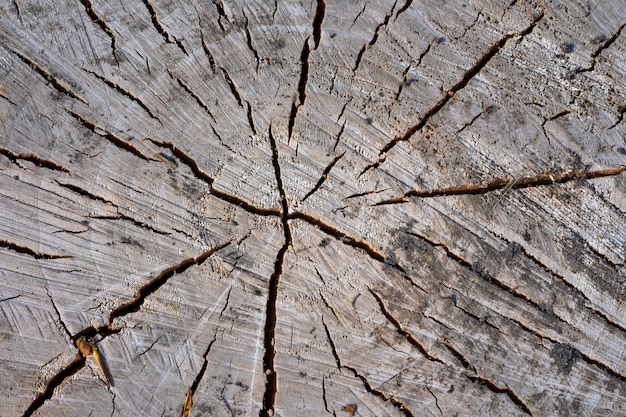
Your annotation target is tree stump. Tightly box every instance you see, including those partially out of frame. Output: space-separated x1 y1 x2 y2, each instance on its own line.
1 1 625 416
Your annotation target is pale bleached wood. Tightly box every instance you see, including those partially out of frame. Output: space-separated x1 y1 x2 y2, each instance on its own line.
1 1 625 416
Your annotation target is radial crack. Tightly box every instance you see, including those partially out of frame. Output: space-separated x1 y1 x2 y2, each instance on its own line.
395 43 431 100
108 242 230 321
322 317 342 369
245 100 257 134
353 1 397 72
168 70 216 122
362 11 544 175
332 121 346 151
78 0 118 60
10 49 87 103
0 147 70 173
219 68 243 107
406 232 570 330
345 188 388 199
55 181 170 234
302 151 345 202
540 109 573 140
289 211 388 265
141 0 188 55
86 69 161 122
374 166 626 204
585 304 626 336
321 377 336 416
0 294 21 303
243 11 260 71
288 37 311 142
213 0 230 31
319 291 340 321
577 22 625 73
67 110 153 160
190 336 217 393
260 125 293 417
395 0 413 20
466 375 533 415
312 0 326 49
90 213 171 235
322 318 414 417
349 4 367 31
0 239 71 260
578 351 626 382
22 356 85 417
424 384 443 417
368 287 445 364
55 180 116 205
146 138 280 216
136 337 160 358
200 31 217 73
457 104 492 133
286 0 327 142
46 287 72 338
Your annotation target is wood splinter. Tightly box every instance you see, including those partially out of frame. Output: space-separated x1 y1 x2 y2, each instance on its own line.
76 336 112 389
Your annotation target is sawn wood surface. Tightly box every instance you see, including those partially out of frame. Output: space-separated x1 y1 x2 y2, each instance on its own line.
1 1 625 416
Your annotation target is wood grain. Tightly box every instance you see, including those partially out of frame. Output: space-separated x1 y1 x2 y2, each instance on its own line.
1 1 625 416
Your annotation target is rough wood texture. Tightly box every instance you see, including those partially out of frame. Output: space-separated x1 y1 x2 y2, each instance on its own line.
1 1 625 416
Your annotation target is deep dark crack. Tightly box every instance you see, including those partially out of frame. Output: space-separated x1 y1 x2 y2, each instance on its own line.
0 239 71 260
141 0 188 55
312 0 326 49
243 11 260 71
146 138 280 216
395 0 413 20
190 335 217 393
245 100 257 135
0 146 70 173
55 181 116 206
78 0 118 61
353 1 398 72
219 67 243 107
260 126 293 417
22 355 85 417
288 37 311 142
466 375 533 415
212 0 230 31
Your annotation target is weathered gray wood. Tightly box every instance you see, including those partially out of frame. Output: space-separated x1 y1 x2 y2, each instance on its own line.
1 1 625 416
